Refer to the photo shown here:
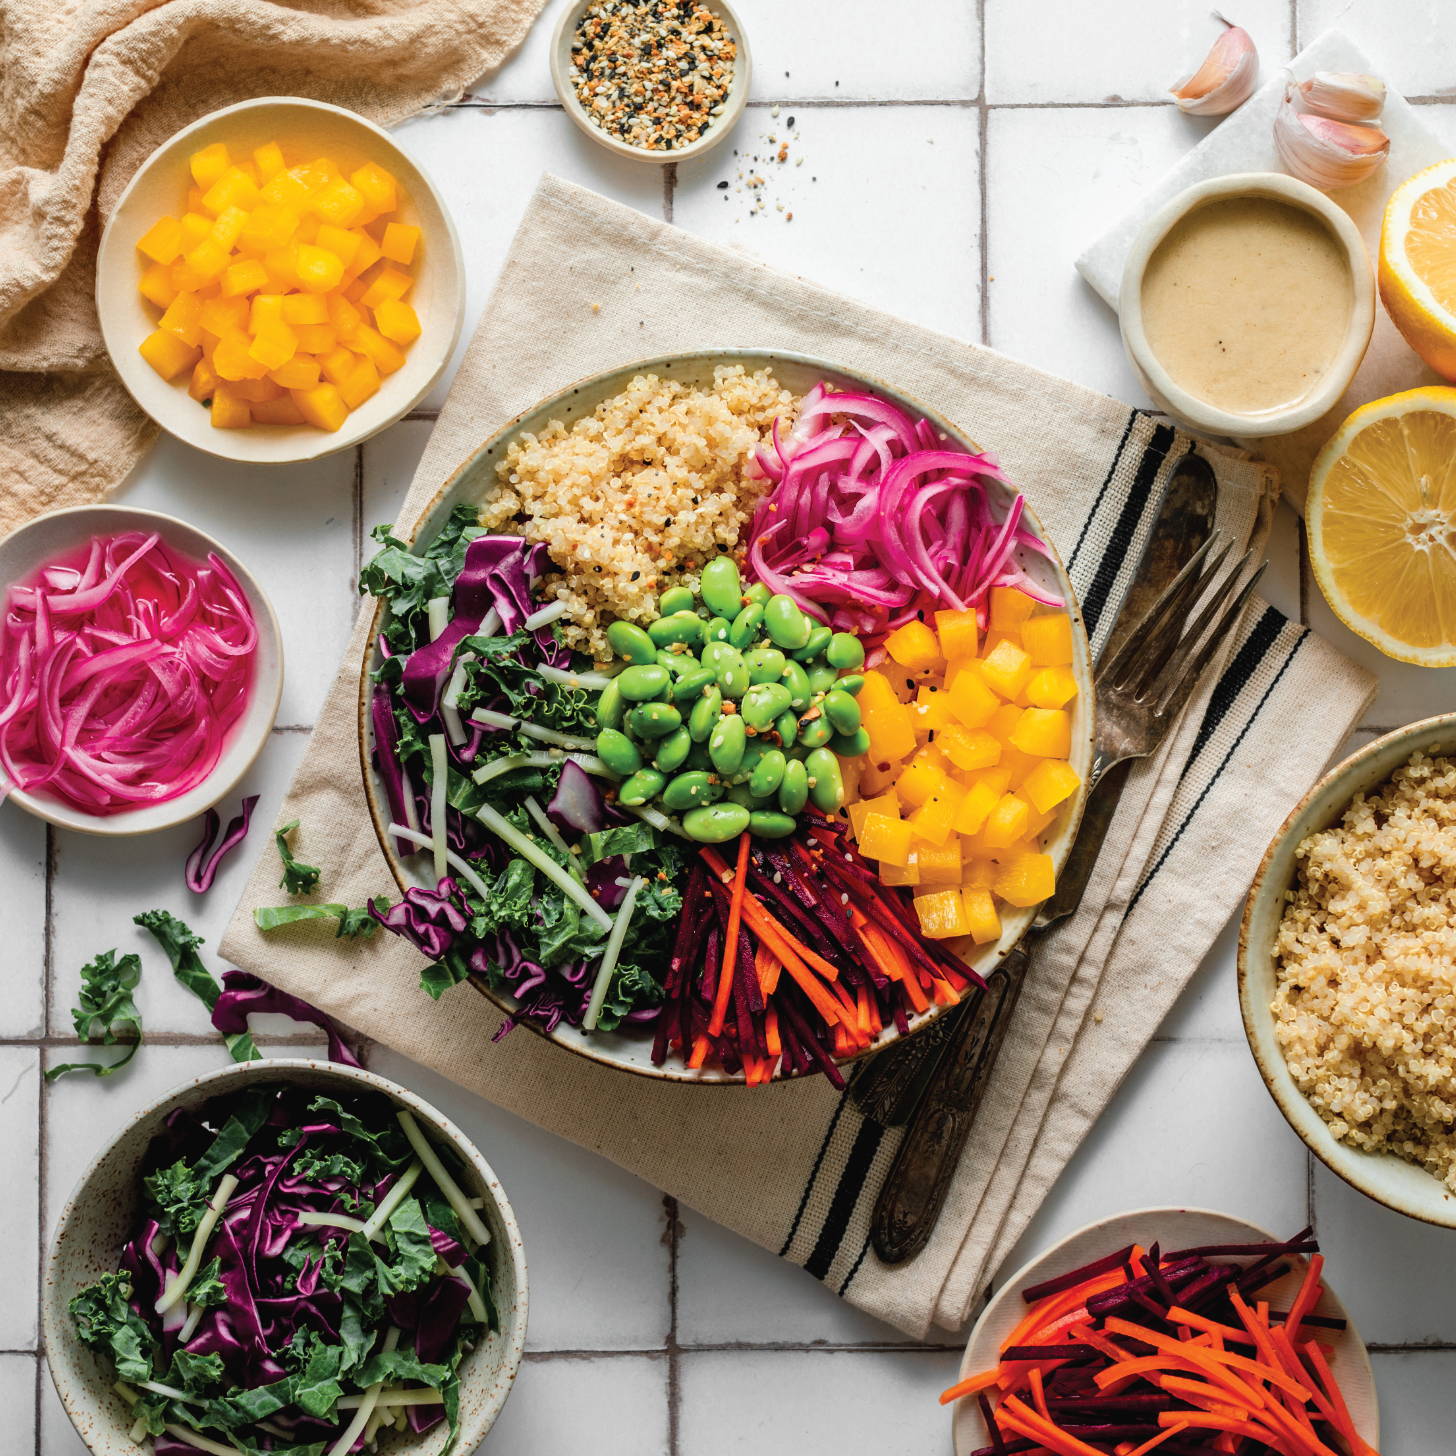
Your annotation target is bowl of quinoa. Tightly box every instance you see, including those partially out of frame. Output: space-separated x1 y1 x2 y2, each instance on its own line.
1239 713 1456 1228
550 0 751 162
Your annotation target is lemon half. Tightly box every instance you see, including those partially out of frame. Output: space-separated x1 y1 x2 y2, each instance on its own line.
1380 158 1456 381
1307 387 1456 666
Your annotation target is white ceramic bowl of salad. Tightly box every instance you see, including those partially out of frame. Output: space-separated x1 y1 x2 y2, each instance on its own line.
43 1057 528 1456
356 349 1094 1083
0 504 283 836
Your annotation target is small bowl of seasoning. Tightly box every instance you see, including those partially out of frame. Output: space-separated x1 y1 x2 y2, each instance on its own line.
550 0 751 163
1119 172 1375 438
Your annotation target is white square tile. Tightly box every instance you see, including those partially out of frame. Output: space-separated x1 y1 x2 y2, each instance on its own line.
0 1050 39 1350
118 434 358 728
679 1349 962 1455
484 1354 668 1455
1369 1350 1454 1452
1155 910 1247 1043
1313 1161 1456 1345
1299 0 1456 98
986 0 1292 105
1000 1039 1312 1285
985 105 1191 399
41 1357 94 1456
366 1048 672 1350
361 417 436 538
390 106 667 412
0 1356 35 1450
676 1206 912 1348
48 733 317 1037
0 808 46 1038
674 106 981 341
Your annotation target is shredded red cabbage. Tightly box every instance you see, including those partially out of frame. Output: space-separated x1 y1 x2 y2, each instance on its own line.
184 794 260 894
0 532 257 814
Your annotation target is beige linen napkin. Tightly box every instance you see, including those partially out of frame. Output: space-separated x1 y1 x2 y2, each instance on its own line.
221 177 1376 1339
0 0 546 535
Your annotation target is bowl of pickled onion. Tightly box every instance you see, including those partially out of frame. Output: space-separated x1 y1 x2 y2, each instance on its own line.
0 505 282 835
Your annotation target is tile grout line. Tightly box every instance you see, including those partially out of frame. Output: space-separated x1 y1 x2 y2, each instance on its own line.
35 828 54 1436
352 444 366 595
523 1340 963 1359
662 161 676 224
664 1195 681 1456
976 0 990 347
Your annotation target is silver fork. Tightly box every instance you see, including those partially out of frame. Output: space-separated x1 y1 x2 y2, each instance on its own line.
867 535 1266 1265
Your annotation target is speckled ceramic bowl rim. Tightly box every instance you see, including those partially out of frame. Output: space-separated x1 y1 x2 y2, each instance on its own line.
548 0 752 164
42 1057 529 1456
355 347 1095 1085
1119 171 1375 438
1239 713 1456 1228
0 503 283 836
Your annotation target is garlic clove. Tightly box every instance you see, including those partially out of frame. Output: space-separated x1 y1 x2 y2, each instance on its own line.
1273 94 1390 190
1298 70 1387 123
1170 19 1259 116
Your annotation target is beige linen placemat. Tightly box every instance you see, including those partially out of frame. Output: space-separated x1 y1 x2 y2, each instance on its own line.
0 0 546 536
222 176 1375 1338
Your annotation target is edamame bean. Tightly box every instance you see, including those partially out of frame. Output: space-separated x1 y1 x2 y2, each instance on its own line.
595 678 624 731
805 746 844 811
831 728 872 757
744 582 770 606
648 611 705 648
748 748 787 799
671 666 717 704
699 555 744 619
748 810 796 839
724 784 756 808
821 688 862 736
688 687 722 742
595 728 642 776
780 660 811 710
618 768 666 806
705 615 732 643
741 682 792 730
618 664 671 701
708 714 746 774
797 714 833 748
764 593 811 650
628 702 682 740
606 620 656 664
736 737 768 778
700 640 730 671
658 585 695 617
806 662 839 696
778 759 808 814
685 742 713 773
836 673 865 696
790 624 834 662
728 602 764 648
825 631 865 670
662 771 722 812
715 646 749 699
683 803 751 843
774 710 799 749
746 645 787 684
653 727 693 773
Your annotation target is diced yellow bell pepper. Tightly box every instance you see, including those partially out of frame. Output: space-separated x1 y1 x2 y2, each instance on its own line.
915 842 963 885
326 292 365 341
248 293 286 332
914 889 971 940
983 793 1031 850
309 177 365 227
180 212 215 248
295 243 345 294
860 813 914 866
896 745 949 809
374 298 421 346
988 702 1024 741
380 221 421 264
858 669 918 764
138 328 200 381
280 293 329 326
182 238 231 282
1022 804 1056 840
848 790 901 839
962 856 995 888
189 142 231 190
338 356 381 409
188 357 219 403
908 781 964 846
209 205 249 249
980 638 1033 700
313 223 361 269
961 887 1001 945
239 205 301 252
1010 707 1070 760
294 323 338 355
952 778 1000 836
209 383 252 429
220 258 270 298
137 215 185 265
989 586 1036 633
349 161 397 218
267 355 321 391
359 269 413 314
934 607 979 661
857 757 901 798
138 262 178 309
879 859 921 887
342 228 383 283
938 724 1002 773
1022 611 1074 667
251 394 307 426
947 668 999 730
291 382 349 432
258 168 314 210
1025 666 1078 709
911 685 953 737
319 345 360 387
259 245 300 291
212 332 269 382
247 322 298 372
1022 759 1080 814
229 378 283 404
994 852 1056 908
200 295 250 339
201 166 259 216
884 620 942 671
253 142 286 181
158 290 204 347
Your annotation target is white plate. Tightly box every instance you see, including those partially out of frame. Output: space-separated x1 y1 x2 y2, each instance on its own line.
951 1207 1379 1455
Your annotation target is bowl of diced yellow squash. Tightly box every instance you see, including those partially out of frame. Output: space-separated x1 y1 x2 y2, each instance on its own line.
97 97 465 464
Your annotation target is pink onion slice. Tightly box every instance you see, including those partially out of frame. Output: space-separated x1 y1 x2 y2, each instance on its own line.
0 532 258 815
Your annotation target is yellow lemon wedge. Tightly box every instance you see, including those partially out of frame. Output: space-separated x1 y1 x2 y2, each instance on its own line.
1307 387 1456 666
1379 158 1456 380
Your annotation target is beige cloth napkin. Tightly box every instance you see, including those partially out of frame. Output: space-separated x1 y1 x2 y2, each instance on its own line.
221 177 1376 1338
0 0 546 536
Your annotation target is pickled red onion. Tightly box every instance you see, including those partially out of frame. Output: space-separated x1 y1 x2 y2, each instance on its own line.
0 532 257 815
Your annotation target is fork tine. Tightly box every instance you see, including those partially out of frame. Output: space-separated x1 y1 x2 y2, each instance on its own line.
1097 534 1223 693
1151 557 1267 718
1122 538 1238 699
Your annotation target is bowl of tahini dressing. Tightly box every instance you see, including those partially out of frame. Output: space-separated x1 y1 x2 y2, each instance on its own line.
1119 172 1374 437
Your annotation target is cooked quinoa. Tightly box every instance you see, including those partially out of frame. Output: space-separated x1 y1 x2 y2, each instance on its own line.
1272 751 1456 1191
483 366 793 658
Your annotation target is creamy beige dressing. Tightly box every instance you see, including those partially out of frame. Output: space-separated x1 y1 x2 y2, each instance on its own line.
1140 196 1352 416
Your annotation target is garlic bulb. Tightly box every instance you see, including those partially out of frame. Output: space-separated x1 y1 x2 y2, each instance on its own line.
1298 70 1386 123
1171 19 1259 116
1274 94 1390 189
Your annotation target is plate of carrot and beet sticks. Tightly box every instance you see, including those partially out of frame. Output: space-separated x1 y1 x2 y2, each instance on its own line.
943 1207 1378 1456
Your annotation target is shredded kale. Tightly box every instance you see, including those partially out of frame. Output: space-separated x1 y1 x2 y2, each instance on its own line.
134 910 261 1063
273 819 322 896
253 903 376 937
45 948 143 1082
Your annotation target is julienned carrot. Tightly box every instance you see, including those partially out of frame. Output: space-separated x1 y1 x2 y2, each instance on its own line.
1282 1255 1325 1344
1122 1421 1190 1456
939 1368 1001 1406
997 1395 1108 1456
708 834 751 1037
1303 1341 1376 1456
